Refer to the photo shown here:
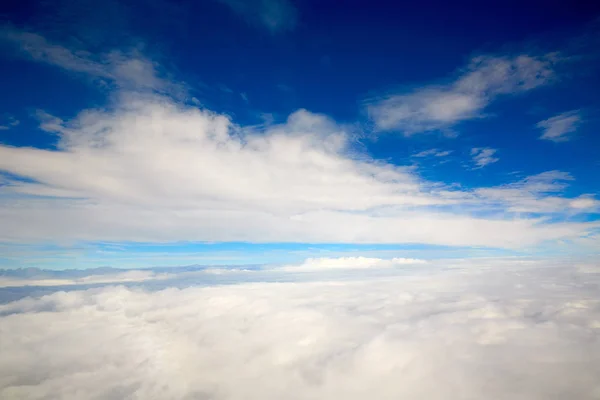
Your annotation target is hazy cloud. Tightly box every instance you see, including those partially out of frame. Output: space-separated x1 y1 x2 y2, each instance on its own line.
412 149 453 158
368 54 556 134
280 256 427 271
0 116 19 131
2 28 185 96
217 0 298 32
537 110 582 142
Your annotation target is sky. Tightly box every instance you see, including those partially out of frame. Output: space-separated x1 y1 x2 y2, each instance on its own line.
1 0 600 268
1 2 600 398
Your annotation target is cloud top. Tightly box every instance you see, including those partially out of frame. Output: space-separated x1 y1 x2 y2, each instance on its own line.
1 261 600 399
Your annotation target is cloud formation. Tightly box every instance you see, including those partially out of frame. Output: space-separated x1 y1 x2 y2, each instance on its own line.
1 28 185 96
0 115 19 131
537 110 582 142
474 171 600 214
471 147 499 169
217 0 298 32
0 31 597 249
0 92 597 248
1 261 600 399
412 149 453 158
280 256 426 271
367 54 556 134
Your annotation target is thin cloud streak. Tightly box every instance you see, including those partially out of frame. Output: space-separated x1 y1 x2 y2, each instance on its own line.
367 54 557 135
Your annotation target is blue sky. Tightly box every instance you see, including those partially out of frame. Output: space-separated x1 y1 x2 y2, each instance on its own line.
0 0 599 269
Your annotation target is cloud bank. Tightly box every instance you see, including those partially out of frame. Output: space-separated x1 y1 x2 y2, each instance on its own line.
1 261 600 399
0 30 597 249
0 92 597 248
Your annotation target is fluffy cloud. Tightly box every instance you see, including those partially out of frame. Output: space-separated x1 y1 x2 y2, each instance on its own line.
280 256 426 271
0 92 597 248
0 32 597 249
367 54 556 134
1 261 600 399
471 147 499 168
216 0 298 32
537 110 582 142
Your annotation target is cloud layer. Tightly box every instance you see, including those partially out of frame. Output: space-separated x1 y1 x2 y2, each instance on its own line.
0 91 597 248
1 261 600 399
0 30 597 249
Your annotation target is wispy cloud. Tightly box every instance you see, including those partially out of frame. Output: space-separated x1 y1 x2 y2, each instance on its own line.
0 116 19 131
217 0 298 32
475 171 599 214
413 149 453 158
1 28 185 97
279 256 426 271
367 54 557 135
470 147 499 169
537 110 582 142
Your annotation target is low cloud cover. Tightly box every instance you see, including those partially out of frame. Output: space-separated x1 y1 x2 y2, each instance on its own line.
1 260 600 399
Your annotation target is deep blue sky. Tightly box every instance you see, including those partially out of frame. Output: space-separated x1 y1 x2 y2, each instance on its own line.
0 0 599 268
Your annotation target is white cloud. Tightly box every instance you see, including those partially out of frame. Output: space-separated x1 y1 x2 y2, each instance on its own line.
474 171 599 214
470 147 499 169
367 54 556 134
0 116 19 131
217 0 298 32
412 149 453 158
2 28 185 96
280 256 426 271
569 196 600 210
0 92 597 248
0 270 165 288
537 110 582 142
1 261 600 399
0 33 596 249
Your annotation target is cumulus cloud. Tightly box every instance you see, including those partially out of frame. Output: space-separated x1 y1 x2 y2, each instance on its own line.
280 256 427 271
367 54 556 134
0 92 597 248
0 32 596 249
537 110 582 142
217 0 298 32
1 261 600 399
471 147 499 168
